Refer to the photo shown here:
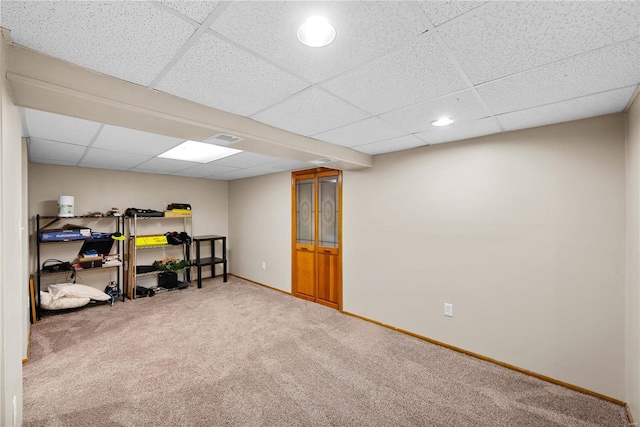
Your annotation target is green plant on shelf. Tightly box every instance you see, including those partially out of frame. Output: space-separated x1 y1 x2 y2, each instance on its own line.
153 258 190 272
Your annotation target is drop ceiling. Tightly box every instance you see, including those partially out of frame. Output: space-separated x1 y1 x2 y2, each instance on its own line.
2 1 639 180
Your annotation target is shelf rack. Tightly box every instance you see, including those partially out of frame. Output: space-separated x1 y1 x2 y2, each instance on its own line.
35 214 125 320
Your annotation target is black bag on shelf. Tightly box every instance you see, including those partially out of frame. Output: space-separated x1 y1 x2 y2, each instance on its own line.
165 231 192 245
167 203 191 211
124 208 163 218
42 259 73 272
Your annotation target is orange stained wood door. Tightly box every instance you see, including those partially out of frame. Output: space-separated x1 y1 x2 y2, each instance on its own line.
292 168 342 310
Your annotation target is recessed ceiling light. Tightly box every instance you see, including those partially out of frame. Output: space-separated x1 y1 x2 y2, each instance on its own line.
297 16 336 47
158 140 241 163
430 117 454 127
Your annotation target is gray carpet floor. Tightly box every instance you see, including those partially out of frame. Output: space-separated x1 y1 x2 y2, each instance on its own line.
24 276 629 426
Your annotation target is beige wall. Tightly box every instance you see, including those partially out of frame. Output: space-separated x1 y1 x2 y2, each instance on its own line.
1 32 25 427
228 172 291 293
626 95 640 420
29 164 229 287
226 114 628 401
343 114 627 400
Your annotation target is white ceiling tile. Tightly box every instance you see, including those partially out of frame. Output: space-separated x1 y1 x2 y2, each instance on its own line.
252 88 369 136
92 125 185 156
353 135 426 156
214 168 272 181
28 137 87 163
130 157 200 174
440 1 640 84
417 1 488 26
212 152 282 169
1 1 195 86
322 33 467 115
155 32 308 117
379 90 489 135
24 109 101 146
79 148 152 170
213 1 426 83
172 163 239 178
158 0 220 23
254 160 312 173
313 117 406 148
477 38 640 115
497 86 637 133
414 117 502 145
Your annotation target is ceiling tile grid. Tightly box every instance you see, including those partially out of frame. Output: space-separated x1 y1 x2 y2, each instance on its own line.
28 137 88 163
353 134 427 156
155 32 309 117
417 1 489 27
1 1 196 86
414 117 502 145
129 157 201 175
24 109 101 147
379 90 490 135
79 148 153 171
157 0 220 24
439 1 640 85
92 125 185 156
213 167 278 181
172 163 239 178
212 1 426 84
251 87 369 136
312 116 407 148
497 86 638 133
321 32 469 116
477 37 640 116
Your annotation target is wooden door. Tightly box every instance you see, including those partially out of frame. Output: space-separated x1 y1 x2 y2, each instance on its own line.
292 168 342 310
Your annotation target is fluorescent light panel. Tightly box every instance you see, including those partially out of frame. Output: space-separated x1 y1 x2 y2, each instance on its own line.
159 140 241 163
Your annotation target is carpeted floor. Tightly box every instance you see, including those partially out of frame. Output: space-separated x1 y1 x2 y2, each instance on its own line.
24 276 629 426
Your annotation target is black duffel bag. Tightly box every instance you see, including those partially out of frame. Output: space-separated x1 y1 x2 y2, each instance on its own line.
125 208 163 218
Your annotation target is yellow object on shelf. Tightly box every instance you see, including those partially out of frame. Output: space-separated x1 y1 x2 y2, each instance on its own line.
164 210 192 217
135 235 168 246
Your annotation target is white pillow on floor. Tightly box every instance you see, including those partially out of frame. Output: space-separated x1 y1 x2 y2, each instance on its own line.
40 291 90 310
48 283 111 301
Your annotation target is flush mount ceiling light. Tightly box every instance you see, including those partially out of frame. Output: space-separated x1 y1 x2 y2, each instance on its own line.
297 16 336 47
158 140 241 163
430 117 454 127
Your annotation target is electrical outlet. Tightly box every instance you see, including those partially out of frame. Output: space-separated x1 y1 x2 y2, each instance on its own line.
444 303 453 317
262 262 266 270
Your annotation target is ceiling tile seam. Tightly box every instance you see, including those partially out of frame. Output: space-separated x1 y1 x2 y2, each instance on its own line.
473 35 640 88
147 1 200 27
492 84 640 119
308 115 407 144
406 1 504 132
429 1 495 30
24 136 96 148
148 2 233 89
75 124 105 167
207 29 313 87
312 29 435 90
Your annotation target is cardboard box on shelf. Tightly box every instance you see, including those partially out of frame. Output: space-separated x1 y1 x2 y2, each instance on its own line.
164 210 192 218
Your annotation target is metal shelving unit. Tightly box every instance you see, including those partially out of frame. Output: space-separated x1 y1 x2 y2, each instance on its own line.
35 214 124 320
126 214 193 299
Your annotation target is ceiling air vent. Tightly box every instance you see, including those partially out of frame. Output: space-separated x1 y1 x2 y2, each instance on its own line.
209 133 244 144
308 158 334 165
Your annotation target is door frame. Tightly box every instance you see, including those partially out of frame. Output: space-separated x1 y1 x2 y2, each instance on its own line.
291 167 342 310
